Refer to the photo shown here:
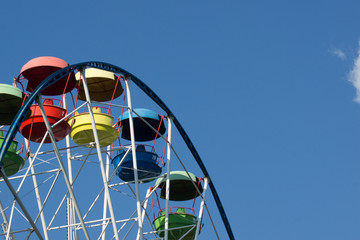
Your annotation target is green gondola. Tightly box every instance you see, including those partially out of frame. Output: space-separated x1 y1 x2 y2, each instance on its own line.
155 171 203 201
0 131 25 177
153 208 198 240
0 84 28 125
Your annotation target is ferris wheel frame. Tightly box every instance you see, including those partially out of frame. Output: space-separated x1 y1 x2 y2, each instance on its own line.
0 62 235 240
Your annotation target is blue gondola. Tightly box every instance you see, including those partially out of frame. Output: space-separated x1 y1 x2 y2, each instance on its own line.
119 108 166 142
112 145 162 183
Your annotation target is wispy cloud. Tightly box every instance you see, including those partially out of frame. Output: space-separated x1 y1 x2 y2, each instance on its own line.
331 48 346 60
348 41 360 103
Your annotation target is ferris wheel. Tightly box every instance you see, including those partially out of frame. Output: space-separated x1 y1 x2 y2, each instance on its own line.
0 56 235 240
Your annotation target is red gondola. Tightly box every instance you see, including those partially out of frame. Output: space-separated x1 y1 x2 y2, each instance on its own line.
19 99 71 143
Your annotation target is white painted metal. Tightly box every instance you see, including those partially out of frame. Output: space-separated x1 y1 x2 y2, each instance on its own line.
5 189 15 240
101 145 111 240
33 170 61 225
0 168 61 182
29 154 50 240
0 168 44 240
136 188 150 240
47 217 137 231
67 198 72 240
0 200 16 240
178 225 196 240
83 187 105 220
124 77 143 240
164 116 173 240
79 69 120 240
107 147 131 183
4 138 50 240
36 96 90 240
63 95 78 240
140 188 150 226
194 177 209 240
47 147 94 232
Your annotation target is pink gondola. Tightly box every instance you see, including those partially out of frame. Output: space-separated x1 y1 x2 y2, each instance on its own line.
20 56 76 95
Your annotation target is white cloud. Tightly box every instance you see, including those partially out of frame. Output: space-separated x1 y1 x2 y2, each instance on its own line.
331 48 346 60
348 41 360 103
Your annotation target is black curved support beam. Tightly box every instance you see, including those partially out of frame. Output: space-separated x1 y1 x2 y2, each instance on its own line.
0 62 235 239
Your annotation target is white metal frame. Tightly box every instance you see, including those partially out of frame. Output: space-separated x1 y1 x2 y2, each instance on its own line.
0 68 220 240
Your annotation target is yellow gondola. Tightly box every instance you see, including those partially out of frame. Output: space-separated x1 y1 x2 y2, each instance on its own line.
68 107 119 147
75 68 123 102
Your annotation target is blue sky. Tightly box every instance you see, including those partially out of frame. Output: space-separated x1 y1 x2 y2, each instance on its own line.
2 0 360 239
